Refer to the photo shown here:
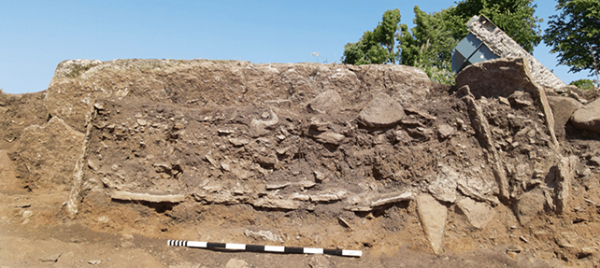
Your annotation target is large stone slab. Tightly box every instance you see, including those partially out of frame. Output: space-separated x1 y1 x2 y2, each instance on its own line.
547 96 582 128
571 97 600 133
416 194 447 254
357 93 405 128
456 197 495 229
428 165 458 203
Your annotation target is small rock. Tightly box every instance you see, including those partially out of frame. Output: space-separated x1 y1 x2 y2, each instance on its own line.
88 260 102 265
589 156 600 166
314 170 328 182
312 131 345 145
225 258 247 268
87 159 99 171
309 254 331 268
40 253 61 262
437 124 455 139
338 217 352 229
244 229 284 243
506 245 523 253
229 138 249 147
173 123 185 130
136 119 147 126
94 102 105 110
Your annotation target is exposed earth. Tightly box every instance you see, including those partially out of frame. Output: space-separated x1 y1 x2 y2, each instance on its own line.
1 58 600 267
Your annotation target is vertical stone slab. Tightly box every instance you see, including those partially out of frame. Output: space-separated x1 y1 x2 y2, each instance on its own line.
416 194 447 254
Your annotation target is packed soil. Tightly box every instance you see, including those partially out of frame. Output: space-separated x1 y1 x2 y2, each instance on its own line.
1 59 600 267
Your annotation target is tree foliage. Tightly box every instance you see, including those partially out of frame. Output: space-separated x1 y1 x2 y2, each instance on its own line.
342 9 400 65
544 0 600 85
398 7 458 84
447 0 543 53
341 0 543 84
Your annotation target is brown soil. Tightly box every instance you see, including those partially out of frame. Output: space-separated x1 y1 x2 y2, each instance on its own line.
1 59 600 267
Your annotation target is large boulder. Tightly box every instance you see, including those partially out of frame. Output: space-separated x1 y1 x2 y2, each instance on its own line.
547 96 583 134
571 97 600 133
357 92 405 128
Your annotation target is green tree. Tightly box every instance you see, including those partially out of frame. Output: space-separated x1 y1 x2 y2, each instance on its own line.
448 0 543 53
544 0 600 87
398 6 458 84
342 9 401 64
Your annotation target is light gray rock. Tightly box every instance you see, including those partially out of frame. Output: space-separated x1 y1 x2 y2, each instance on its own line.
571 97 600 133
309 254 331 268
345 191 413 212
437 124 456 139
252 198 301 210
428 165 458 203
456 197 495 229
307 90 342 114
225 258 248 268
40 253 61 262
357 93 405 128
311 131 345 145
416 194 447 254
244 229 284 243
111 191 185 203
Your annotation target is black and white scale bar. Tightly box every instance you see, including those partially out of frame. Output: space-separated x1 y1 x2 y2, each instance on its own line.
168 240 362 257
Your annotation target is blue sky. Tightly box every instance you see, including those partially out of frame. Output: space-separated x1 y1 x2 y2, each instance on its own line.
0 0 592 94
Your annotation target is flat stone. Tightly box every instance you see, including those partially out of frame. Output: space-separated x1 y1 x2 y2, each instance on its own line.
428 165 458 203
309 190 347 203
309 254 331 268
225 258 248 268
311 131 345 145
456 197 495 229
571 97 600 133
111 191 185 203
88 260 102 265
358 92 405 128
252 198 301 210
307 90 342 114
244 229 284 243
229 138 250 146
40 253 61 262
416 194 447 254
